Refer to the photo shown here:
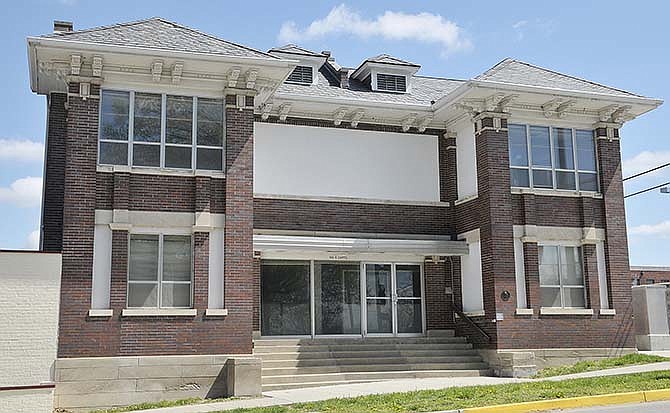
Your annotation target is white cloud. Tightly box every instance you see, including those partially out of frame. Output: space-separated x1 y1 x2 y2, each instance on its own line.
512 20 528 40
278 4 471 55
630 220 670 238
623 150 670 178
511 18 556 42
0 177 43 208
0 139 44 162
25 229 40 250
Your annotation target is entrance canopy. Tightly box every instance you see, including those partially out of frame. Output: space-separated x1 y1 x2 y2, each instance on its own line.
253 233 469 261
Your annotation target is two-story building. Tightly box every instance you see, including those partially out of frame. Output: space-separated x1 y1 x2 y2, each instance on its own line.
28 18 662 411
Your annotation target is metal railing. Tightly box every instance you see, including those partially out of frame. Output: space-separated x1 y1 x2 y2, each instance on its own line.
448 302 491 343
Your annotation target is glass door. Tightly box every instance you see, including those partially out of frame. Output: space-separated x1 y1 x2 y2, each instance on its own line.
314 262 361 336
363 263 424 336
395 264 424 334
365 264 393 335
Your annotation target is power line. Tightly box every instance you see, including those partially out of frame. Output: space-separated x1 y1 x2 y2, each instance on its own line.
623 162 670 181
624 181 670 199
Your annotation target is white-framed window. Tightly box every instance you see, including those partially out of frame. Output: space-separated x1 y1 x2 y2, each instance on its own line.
127 233 193 308
508 124 598 191
98 90 225 171
286 65 314 84
539 245 586 308
376 73 407 92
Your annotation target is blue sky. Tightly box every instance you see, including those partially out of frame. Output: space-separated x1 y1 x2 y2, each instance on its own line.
0 1 668 265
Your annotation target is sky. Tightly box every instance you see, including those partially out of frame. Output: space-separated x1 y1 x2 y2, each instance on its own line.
0 1 668 265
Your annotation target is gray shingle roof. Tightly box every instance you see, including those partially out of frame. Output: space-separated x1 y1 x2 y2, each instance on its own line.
43 18 277 60
276 69 464 106
366 54 419 67
269 44 325 57
476 58 642 98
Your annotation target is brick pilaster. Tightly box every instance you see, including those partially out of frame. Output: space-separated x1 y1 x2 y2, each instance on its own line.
523 242 540 312
193 232 209 310
252 256 261 332
223 93 255 352
582 244 601 312
41 92 67 252
595 126 630 314
473 113 515 346
110 230 128 311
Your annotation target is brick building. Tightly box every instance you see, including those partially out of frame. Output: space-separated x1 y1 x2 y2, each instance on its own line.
27 18 663 409
631 266 670 285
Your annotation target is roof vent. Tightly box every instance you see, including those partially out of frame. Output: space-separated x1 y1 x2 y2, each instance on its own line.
321 50 331 58
53 20 73 33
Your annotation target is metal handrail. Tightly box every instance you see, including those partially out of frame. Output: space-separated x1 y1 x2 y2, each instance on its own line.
448 302 491 342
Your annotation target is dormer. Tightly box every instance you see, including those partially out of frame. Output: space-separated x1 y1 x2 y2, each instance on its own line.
351 54 420 93
268 44 328 86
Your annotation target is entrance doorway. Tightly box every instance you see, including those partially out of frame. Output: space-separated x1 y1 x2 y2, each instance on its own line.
364 263 424 336
260 260 424 337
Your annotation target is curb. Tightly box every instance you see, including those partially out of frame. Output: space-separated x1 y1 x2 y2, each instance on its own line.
452 388 670 413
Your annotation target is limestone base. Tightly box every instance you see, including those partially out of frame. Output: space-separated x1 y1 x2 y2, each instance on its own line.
478 347 638 378
53 354 262 412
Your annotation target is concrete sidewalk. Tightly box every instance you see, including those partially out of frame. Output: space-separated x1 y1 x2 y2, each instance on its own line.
131 362 670 413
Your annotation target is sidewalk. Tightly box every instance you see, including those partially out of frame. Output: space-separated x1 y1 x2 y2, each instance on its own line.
131 362 670 413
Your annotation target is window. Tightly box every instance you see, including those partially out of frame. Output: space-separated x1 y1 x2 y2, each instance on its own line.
99 90 130 165
509 124 598 191
98 90 225 171
376 74 407 92
128 234 192 308
539 245 586 308
286 65 313 84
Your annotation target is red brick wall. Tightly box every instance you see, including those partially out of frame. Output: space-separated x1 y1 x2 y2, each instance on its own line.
41 92 67 252
56 87 253 357
632 269 670 285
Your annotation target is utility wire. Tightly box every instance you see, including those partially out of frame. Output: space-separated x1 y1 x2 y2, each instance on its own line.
624 181 670 199
623 162 670 181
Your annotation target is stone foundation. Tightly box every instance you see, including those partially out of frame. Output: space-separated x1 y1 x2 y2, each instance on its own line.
479 347 637 378
54 355 261 412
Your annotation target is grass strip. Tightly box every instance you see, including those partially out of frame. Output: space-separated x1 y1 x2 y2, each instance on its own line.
534 354 669 378
89 397 232 413
218 370 670 413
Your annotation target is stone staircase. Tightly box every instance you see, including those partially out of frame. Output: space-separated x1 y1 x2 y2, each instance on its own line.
253 330 490 391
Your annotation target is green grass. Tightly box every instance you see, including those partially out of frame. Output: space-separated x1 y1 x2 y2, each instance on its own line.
214 370 670 413
534 354 670 378
88 397 232 413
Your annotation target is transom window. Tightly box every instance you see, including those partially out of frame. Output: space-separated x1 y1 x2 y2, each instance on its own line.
508 124 598 191
286 65 313 84
376 74 407 92
128 234 192 308
539 245 586 308
99 90 225 171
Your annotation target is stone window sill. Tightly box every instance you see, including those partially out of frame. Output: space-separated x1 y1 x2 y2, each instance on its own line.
599 309 616 315
121 308 197 317
511 187 603 199
540 307 594 316
205 308 229 316
515 308 534 316
88 309 113 317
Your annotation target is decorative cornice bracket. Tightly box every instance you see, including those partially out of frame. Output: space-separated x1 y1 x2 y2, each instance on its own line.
402 113 418 132
227 67 241 88
261 103 273 120
278 103 291 121
417 116 433 133
70 54 82 76
171 62 184 84
350 109 365 128
245 68 259 89
333 107 347 126
91 56 103 77
151 60 163 83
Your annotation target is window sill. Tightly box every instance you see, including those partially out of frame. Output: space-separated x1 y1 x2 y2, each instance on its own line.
511 187 602 199
540 307 594 316
121 308 197 317
600 309 616 316
515 308 534 316
88 309 113 317
205 308 229 317
97 165 225 178
455 310 485 318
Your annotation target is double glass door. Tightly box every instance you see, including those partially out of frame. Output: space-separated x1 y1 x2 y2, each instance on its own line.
260 260 424 337
364 263 424 336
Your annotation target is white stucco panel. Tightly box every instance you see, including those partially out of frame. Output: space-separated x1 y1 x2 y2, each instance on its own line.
461 240 484 313
455 120 477 200
254 122 441 202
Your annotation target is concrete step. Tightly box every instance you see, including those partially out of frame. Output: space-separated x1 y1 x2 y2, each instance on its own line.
255 348 477 360
253 342 472 353
262 362 490 376
254 336 461 347
261 355 484 368
263 379 379 392
262 369 491 386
